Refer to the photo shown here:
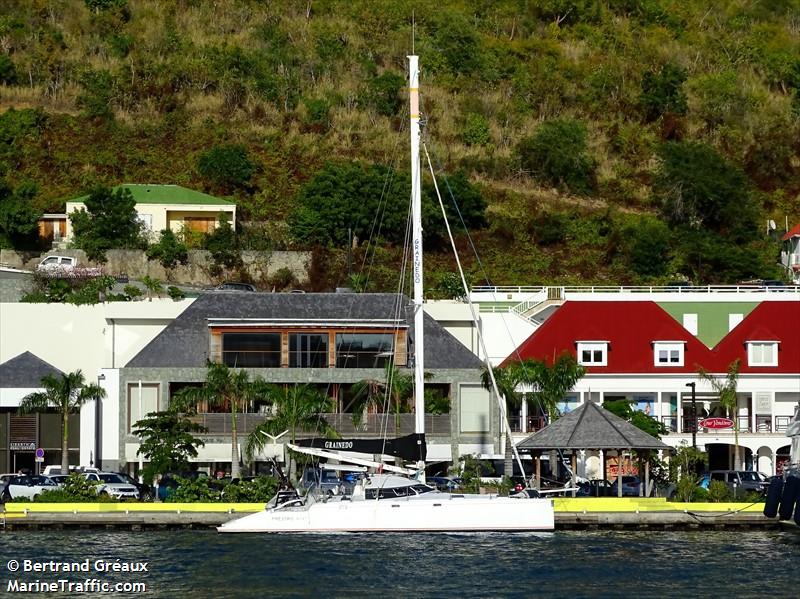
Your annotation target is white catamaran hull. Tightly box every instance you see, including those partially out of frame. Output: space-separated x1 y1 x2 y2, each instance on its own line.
218 495 554 533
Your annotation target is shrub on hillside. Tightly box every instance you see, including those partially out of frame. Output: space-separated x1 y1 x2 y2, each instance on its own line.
197 144 255 192
515 119 596 195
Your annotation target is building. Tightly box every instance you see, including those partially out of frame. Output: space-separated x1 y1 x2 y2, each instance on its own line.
63 184 236 242
0 293 498 476
782 223 800 284
500 299 800 475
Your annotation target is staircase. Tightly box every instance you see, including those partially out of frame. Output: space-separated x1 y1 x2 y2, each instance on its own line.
510 287 565 322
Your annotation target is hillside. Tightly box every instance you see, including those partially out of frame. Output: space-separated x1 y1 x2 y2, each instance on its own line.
0 0 798 290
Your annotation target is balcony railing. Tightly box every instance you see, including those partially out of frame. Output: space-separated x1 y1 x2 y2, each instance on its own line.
673 414 789 435
508 416 548 433
189 413 452 437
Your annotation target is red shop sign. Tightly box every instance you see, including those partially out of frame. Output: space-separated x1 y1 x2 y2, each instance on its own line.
699 417 734 429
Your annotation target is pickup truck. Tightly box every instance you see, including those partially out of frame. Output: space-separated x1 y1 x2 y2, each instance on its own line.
36 255 104 278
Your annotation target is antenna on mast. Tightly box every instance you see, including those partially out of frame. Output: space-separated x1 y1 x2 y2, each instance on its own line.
412 11 415 55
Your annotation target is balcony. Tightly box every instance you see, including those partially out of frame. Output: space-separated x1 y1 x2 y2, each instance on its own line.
674 414 789 435
189 413 452 437
508 416 548 433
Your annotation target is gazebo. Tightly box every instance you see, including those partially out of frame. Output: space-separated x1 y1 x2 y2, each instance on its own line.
517 401 671 497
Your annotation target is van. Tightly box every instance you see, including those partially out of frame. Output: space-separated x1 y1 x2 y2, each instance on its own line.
707 470 767 495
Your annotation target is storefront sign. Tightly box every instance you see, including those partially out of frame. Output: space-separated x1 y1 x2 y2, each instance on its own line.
699 417 734 429
9 442 36 451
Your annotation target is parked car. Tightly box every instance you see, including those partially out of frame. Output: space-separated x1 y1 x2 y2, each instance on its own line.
47 474 70 487
706 470 768 495
577 479 616 497
5 475 59 500
82 472 140 500
215 282 256 292
427 476 460 492
114 472 154 501
0 473 17 501
607 476 642 497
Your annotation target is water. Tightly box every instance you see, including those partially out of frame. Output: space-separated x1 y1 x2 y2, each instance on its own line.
0 529 798 598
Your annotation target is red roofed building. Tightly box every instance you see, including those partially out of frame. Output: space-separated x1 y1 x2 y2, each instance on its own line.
782 222 800 283
504 300 800 475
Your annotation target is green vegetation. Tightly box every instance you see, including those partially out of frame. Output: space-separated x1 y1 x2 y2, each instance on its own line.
132 411 207 486
28 473 116 503
18 370 106 474
70 187 147 262
0 0 797 287
165 475 278 503
146 229 189 271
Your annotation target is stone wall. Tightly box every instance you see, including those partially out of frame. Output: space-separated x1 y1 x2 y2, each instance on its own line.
0 249 310 288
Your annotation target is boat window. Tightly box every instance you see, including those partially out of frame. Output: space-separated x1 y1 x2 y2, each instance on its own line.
410 484 435 494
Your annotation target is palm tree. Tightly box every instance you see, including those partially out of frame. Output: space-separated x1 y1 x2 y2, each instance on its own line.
172 362 268 479
350 365 416 433
245 384 336 480
483 354 585 423
141 276 163 301
19 370 105 473
698 359 741 469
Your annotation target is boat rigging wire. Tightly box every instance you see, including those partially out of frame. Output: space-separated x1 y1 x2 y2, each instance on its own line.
422 141 528 481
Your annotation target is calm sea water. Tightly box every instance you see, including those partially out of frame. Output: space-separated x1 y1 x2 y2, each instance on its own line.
0 528 798 598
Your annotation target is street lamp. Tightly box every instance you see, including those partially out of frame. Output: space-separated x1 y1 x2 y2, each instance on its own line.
96 373 105 470
685 382 697 451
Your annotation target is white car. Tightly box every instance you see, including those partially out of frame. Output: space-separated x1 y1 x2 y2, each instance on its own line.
82 472 140 500
5 475 59 500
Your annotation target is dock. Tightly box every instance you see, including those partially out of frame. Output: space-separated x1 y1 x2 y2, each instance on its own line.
1 498 793 531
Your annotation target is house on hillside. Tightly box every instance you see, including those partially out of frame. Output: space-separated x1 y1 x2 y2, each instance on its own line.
781 223 800 284
62 184 236 242
502 300 800 476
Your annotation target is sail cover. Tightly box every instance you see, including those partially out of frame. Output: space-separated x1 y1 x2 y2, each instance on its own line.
294 433 426 463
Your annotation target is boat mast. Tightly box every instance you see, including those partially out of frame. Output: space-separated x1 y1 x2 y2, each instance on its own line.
408 55 425 477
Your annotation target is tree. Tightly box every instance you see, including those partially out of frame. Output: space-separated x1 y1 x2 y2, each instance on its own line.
19 370 105 473
515 119 596 195
521 354 586 421
350 365 416 433
172 363 268 480
364 71 404 116
197 144 255 192
625 218 672 278
0 181 40 249
203 214 241 276
698 359 741 469
70 186 146 262
146 229 188 271
656 142 759 242
132 411 207 485
639 63 688 122
245 384 336 480
141 276 164 301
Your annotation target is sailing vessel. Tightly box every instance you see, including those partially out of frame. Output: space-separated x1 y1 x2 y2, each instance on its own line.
217 56 555 533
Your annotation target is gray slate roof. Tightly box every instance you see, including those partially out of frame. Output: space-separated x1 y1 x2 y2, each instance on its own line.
0 351 64 388
517 401 670 451
126 293 483 369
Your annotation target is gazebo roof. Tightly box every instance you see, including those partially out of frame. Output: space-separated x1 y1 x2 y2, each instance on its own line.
517 401 670 451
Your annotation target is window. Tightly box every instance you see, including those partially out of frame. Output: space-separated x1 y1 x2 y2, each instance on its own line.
289 333 328 368
654 342 684 366
128 383 159 432
747 342 778 367
459 384 490 433
335 333 394 368
222 333 281 367
577 342 607 366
